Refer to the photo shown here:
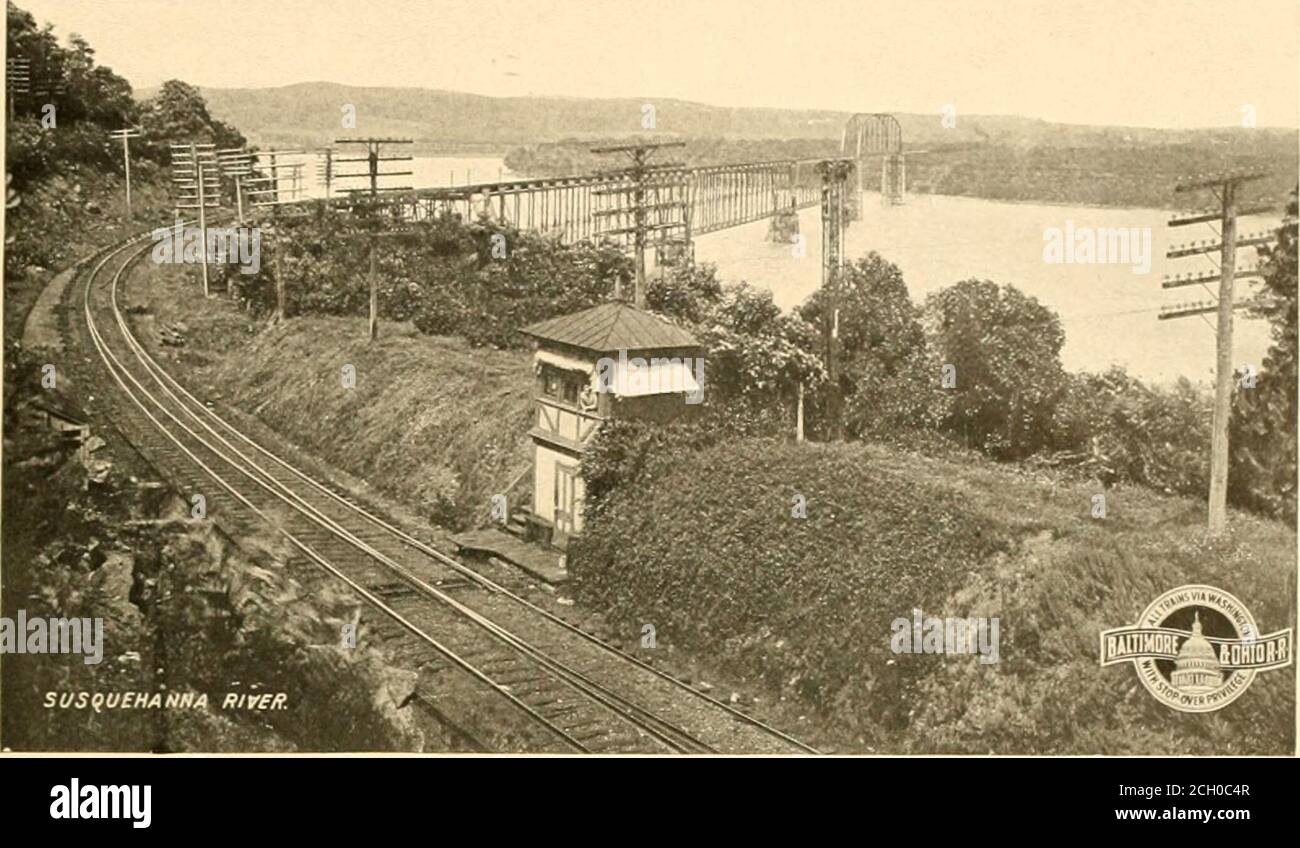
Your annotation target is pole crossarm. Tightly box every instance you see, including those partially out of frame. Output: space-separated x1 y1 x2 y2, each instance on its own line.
1158 298 1260 320
1162 266 1263 289
1174 171 1268 192
1166 232 1277 258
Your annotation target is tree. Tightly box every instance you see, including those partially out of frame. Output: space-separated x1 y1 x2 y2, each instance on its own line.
138 80 246 163
1230 187 1298 519
797 252 945 440
925 279 1067 459
692 283 825 434
61 33 135 127
646 261 724 324
5 3 138 183
1053 366 1211 493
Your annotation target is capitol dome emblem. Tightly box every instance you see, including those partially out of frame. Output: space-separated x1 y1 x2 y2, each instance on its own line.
1100 585 1293 713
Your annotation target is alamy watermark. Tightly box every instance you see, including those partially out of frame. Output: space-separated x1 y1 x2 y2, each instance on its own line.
0 610 103 664
594 349 705 405
151 219 261 275
891 608 1000 664
1043 220 1151 274
50 779 151 829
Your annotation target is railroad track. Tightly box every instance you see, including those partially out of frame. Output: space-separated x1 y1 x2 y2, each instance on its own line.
75 231 817 755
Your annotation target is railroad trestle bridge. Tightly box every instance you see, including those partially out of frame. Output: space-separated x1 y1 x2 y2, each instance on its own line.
264 113 909 261
305 157 831 246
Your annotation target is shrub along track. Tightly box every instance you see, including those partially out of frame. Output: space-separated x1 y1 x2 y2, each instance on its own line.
74 230 815 754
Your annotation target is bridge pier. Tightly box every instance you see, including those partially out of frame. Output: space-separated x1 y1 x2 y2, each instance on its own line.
882 153 906 205
766 194 801 243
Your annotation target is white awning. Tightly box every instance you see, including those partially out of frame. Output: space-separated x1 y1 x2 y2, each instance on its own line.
535 348 593 374
610 358 702 397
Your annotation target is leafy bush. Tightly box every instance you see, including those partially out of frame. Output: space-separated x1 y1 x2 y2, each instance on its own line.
1051 367 1211 494
798 252 948 440
247 211 631 349
925 279 1068 459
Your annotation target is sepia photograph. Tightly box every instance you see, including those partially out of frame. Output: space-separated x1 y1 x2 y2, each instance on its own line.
1 0 1296 792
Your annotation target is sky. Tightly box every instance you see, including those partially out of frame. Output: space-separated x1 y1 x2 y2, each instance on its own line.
13 0 1300 128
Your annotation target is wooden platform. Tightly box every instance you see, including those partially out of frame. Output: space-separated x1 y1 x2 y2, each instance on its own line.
450 527 568 584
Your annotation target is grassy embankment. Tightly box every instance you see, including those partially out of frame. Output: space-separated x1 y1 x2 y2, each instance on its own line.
5 168 173 342
123 258 536 531
570 439 1296 754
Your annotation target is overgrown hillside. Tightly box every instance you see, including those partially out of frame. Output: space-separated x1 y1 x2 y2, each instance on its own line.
2 346 424 752
190 317 536 530
571 437 1297 754
3 166 173 339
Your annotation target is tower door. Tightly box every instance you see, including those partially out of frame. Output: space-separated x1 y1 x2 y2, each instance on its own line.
554 462 579 539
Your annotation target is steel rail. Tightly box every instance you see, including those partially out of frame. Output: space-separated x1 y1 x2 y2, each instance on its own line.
81 234 594 753
112 248 819 754
102 267 707 754
95 238 721 754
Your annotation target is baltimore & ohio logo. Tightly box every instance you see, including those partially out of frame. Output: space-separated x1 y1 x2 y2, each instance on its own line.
1100 584 1292 713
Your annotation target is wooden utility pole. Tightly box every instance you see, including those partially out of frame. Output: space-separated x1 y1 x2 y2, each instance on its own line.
109 128 141 219
315 147 334 197
171 142 221 297
334 138 414 339
817 159 853 442
590 141 687 308
796 382 805 443
196 159 211 297
244 150 306 209
263 207 288 322
334 138 414 198
5 58 30 120
1165 171 1275 534
330 226 416 342
216 148 254 224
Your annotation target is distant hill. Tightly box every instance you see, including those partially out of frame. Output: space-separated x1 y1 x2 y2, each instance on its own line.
164 81 1297 153
159 82 1297 207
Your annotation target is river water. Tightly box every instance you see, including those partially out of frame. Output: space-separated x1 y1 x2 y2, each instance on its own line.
313 157 1278 384
693 192 1278 385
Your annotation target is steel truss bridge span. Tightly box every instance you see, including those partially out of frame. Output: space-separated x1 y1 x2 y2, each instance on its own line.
276 156 843 247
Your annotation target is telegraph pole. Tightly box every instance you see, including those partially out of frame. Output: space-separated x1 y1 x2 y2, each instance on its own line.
1164 171 1276 534
315 147 334 197
817 159 853 442
272 215 287 322
334 138 414 198
335 138 414 341
591 141 687 308
171 143 221 297
5 58 29 120
6 58 64 119
216 148 255 224
244 150 306 209
110 127 141 219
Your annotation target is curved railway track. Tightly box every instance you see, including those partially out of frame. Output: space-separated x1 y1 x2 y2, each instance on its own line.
75 231 817 755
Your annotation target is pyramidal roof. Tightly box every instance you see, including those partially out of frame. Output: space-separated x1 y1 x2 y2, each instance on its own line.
519 302 699 353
